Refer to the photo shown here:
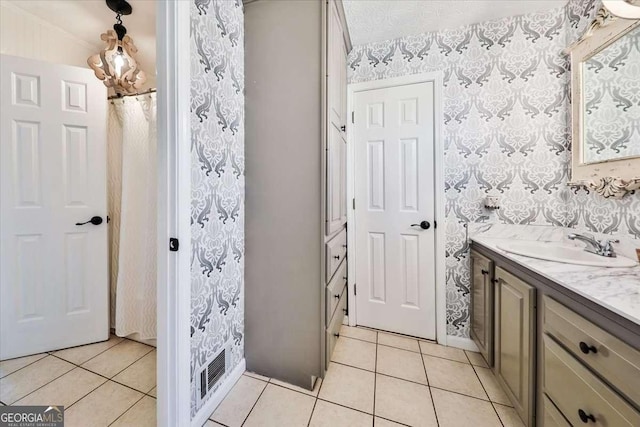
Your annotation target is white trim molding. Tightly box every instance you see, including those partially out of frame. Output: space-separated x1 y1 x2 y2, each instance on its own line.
191 359 246 427
346 72 446 346
156 1 191 426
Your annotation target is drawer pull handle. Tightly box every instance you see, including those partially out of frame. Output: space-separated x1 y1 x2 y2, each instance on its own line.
491 278 499 284
342 244 347 248
334 294 340 299
333 255 340 260
333 333 340 338
579 341 597 354
481 269 489 275
578 409 596 423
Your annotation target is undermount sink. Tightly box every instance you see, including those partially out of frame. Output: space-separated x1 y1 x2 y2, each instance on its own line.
496 242 638 268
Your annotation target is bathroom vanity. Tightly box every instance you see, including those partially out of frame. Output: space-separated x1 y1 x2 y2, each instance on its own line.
470 237 640 426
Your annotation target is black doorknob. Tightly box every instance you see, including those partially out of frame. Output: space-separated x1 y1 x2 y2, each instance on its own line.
411 221 431 230
76 216 103 226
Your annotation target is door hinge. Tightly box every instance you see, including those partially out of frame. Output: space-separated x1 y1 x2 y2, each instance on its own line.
352 198 355 210
434 220 437 229
169 238 180 252
351 111 354 124
354 283 357 295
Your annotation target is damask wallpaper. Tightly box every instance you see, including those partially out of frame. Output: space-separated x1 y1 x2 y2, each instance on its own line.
583 26 640 163
190 0 244 417
348 0 640 338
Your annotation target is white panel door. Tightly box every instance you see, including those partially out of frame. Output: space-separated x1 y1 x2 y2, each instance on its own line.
354 82 436 340
1 55 108 360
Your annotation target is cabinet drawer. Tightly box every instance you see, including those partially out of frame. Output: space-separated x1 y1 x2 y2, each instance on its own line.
543 296 640 405
326 260 347 324
542 395 570 427
326 289 346 368
543 335 640 427
326 229 347 281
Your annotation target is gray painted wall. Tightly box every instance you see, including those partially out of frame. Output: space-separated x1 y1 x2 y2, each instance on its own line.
190 0 245 418
347 0 639 339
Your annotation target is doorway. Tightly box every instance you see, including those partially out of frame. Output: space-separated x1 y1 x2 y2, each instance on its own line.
0 1 191 425
347 73 446 343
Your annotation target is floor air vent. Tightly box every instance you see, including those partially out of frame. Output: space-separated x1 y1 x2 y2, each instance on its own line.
198 342 231 404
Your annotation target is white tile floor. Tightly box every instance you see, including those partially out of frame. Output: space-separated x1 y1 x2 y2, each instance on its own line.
0 335 156 426
206 326 525 427
0 326 523 427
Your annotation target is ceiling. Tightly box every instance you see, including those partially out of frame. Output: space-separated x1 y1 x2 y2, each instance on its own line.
342 0 569 46
8 0 156 77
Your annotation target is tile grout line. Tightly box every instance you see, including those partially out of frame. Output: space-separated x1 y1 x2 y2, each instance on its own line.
106 393 147 426
331 356 498 403
10 365 100 407
306 375 324 427
420 343 440 427
42 353 156 412
48 349 156 396
80 345 155 379
236 377 269 426
469 362 505 426
54 336 128 366
341 334 476 365
3 338 154 416
0 353 48 380
372 331 378 423
5 361 76 405
237 357 502 420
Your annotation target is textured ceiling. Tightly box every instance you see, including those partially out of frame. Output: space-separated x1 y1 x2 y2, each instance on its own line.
343 0 569 46
7 0 156 77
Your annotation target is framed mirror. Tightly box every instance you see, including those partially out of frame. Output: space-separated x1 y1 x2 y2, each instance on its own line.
567 7 640 198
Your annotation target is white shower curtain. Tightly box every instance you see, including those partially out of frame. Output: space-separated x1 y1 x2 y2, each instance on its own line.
108 93 157 340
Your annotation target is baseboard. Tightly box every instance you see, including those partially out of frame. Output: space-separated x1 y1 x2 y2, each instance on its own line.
446 335 479 352
191 358 246 427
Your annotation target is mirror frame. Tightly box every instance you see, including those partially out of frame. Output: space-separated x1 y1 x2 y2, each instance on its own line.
567 6 640 198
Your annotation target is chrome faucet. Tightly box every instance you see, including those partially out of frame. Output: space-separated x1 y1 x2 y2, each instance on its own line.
567 233 619 258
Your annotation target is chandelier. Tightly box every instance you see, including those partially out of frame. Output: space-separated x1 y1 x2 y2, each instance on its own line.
87 0 146 95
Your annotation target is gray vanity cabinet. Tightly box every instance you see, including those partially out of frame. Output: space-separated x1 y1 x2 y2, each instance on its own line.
494 267 536 427
470 251 494 366
471 240 640 427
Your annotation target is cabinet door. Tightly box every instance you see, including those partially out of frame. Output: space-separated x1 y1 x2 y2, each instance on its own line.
470 251 493 366
326 124 345 234
339 128 347 224
327 0 345 130
494 267 536 426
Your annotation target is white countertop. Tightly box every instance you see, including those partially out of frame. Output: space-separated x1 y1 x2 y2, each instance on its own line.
471 235 640 327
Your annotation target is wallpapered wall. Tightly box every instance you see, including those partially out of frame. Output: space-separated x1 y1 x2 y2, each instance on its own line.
190 0 244 417
347 0 640 338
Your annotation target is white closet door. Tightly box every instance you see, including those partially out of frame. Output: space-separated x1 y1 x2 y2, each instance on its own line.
1 55 108 359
